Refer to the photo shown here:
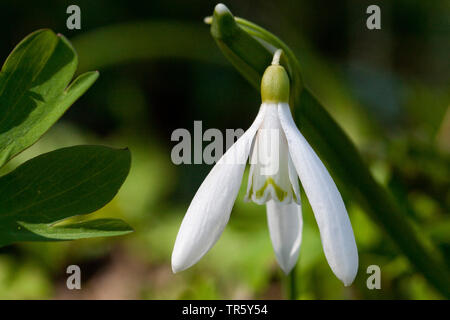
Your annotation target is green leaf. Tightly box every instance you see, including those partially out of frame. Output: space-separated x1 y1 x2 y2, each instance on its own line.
0 29 99 168
16 219 132 241
209 4 450 298
0 145 132 247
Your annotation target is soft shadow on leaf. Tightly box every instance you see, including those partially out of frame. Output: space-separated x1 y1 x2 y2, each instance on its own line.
0 29 98 168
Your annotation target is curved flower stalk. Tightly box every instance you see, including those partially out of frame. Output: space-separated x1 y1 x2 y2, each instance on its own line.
172 50 358 286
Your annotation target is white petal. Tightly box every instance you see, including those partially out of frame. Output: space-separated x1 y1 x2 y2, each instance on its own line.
266 200 302 274
278 103 358 286
171 105 267 273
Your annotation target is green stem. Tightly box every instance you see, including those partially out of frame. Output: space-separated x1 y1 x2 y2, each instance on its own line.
287 267 297 300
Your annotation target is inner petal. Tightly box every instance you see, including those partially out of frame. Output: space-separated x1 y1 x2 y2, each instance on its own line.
245 104 300 205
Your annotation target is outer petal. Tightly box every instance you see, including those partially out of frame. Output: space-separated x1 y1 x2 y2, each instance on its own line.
266 200 302 274
278 103 358 286
171 105 266 273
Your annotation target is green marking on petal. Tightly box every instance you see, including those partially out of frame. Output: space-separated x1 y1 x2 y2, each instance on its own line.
254 177 288 202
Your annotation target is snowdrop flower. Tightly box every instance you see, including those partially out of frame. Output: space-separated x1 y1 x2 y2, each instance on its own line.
172 50 358 286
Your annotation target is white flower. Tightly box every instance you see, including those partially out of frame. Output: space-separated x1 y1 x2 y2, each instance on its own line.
172 50 358 286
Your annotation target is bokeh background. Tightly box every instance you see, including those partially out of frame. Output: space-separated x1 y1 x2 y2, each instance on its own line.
0 0 448 299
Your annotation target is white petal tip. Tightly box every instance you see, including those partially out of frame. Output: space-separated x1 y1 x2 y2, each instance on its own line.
343 279 353 287
280 265 294 275
339 270 357 287
277 258 296 275
171 260 189 274
171 252 191 274
266 201 302 278
171 264 180 274
344 276 357 287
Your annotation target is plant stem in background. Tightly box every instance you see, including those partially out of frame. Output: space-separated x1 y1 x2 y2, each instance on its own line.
287 266 298 300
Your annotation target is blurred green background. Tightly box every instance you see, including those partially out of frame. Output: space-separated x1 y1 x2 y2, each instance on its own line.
0 0 448 299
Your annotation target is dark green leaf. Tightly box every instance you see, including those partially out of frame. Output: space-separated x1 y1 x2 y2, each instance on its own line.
0 145 132 246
